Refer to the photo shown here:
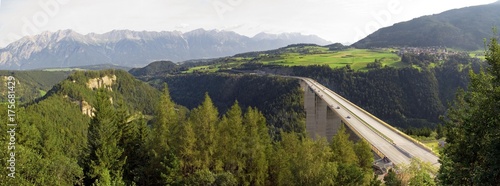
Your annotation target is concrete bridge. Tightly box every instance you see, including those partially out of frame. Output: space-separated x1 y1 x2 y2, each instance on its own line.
298 77 440 168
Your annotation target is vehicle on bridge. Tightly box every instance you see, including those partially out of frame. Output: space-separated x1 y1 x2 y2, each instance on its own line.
346 116 351 119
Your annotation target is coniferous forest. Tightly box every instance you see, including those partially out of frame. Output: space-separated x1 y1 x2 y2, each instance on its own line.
0 70 379 185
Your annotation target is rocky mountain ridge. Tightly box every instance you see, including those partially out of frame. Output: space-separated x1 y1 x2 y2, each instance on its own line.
0 29 331 70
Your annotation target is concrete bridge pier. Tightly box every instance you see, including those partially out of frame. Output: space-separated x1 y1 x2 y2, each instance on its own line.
302 80 359 141
303 82 318 139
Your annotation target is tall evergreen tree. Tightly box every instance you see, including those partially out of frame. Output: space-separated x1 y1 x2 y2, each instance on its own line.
147 84 181 185
242 107 270 185
178 120 197 178
438 34 500 185
85 89 126 185
189 93 219 171
123 119 150 185
267 132 295 186
215 102 245 174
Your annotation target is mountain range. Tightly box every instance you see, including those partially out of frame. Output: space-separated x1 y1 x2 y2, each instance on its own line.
353 2 500 50
0 29 331 70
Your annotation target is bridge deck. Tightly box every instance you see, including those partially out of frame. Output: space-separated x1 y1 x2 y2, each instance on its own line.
300 77 440 168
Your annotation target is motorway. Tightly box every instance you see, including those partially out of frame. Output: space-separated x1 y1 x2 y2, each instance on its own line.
299 77 440 167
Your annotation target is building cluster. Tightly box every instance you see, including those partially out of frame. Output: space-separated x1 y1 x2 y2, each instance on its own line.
396 46 468 61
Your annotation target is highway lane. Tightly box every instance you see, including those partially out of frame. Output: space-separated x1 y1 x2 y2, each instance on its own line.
301 77 440 167
301 78 411 166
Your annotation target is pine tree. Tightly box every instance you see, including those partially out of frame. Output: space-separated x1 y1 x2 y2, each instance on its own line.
438 34 500 185
85 89 126 185
120 118 150 185
147 84 181 185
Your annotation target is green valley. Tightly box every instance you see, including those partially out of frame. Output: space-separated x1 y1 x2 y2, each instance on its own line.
181 45 404 72
178 45 485 74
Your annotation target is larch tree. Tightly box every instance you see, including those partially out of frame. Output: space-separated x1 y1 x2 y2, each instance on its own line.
242 107 270 186
189 93 219 171
178 119 197 179
354 139 375 183
330 125 358 165
215 101 245 174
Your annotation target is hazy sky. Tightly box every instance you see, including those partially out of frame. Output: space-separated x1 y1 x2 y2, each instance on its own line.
0 0 496 47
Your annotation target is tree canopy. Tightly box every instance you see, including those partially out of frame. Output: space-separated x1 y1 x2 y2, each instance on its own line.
438 34 500 184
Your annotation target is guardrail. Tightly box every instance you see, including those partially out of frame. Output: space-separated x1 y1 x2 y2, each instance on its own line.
339 113 386 159
304 78 438 157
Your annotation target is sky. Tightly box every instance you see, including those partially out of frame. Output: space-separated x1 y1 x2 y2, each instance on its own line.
0 0 496 47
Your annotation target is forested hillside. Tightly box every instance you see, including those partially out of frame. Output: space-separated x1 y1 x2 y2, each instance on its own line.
44 70 161 115
353 2 500 50
0 70 388 185
129 61 182 77
234 54 483 129
0 71 70 103
148 74 306 138
294 64 480 129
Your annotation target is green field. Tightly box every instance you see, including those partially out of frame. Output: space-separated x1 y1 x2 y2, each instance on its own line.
182 47 406 73
469 50 486 60
412 133 443 155
183 46 486 73
424 141 441 155
261 48 403 70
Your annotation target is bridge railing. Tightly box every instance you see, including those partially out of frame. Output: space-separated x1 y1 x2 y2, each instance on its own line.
339 120 386 160
325 91 414 160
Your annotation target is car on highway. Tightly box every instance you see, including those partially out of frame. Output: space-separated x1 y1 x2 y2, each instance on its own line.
347 116 351 119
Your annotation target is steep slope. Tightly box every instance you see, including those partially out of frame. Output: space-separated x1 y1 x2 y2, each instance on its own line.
0 70 71 102
0 29 331 70
353 2 500 50
147 73 306 137
44 69 161 115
